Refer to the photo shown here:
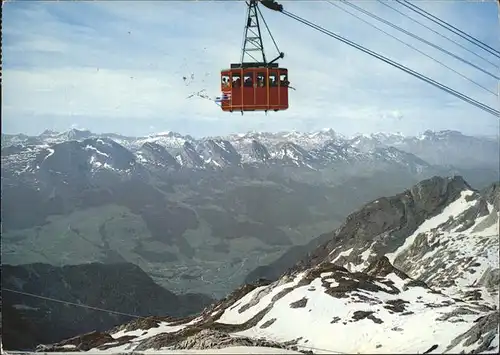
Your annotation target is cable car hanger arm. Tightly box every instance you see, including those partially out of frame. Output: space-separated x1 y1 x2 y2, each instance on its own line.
259 0 284 12
268 51 285 65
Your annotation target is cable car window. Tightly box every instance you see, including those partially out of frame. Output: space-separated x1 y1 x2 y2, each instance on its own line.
256 72 266 87
269 72 278 87
243 72 254 87
232 73 242 88
280 73 289 87
221 74 231 88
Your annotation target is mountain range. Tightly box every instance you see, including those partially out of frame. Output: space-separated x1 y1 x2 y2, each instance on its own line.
3 128 498 171
2 128 498 299
29 175 500 354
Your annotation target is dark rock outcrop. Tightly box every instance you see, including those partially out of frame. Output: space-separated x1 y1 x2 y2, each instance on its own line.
177 141 205 168
135 328 287 352
200 139 242 167
481 181 500 210
138 142 180 169
364 256 410 279
250 140 271 162
35 330 135 352
446 311 499 353
289 297 308 308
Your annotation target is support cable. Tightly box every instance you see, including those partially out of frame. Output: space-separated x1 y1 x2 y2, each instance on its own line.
256 4 281 57
336 0 500 80
396 0 500 58
327 0 497 95
279 9 500 117
376 0 499 69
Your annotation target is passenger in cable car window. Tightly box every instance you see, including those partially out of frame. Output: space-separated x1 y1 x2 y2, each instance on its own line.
233 77 241 88
244 76 253 87
258 76 265 87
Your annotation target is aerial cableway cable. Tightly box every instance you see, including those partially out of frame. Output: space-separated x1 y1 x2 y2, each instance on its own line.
3 288 346 354
278 9 500 117
335 0 500 80
395 0 500 59
326 0 497 96
375 0 499 69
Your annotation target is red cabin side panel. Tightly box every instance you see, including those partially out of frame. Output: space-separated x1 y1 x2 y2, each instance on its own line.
242 70 255 110
268 69 279 110
278 68 289 110
231 69 243 109
254 68 269 110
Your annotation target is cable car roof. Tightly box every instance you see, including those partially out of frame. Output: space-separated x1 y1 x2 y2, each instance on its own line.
229 62 280 69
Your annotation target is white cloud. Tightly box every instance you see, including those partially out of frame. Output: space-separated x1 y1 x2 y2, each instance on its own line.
2 0 499 137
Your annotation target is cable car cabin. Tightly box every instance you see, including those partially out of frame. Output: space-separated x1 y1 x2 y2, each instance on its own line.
220 63 289 113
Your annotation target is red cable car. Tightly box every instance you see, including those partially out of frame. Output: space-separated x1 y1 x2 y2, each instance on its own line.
220 0 289 114
220 64 289 113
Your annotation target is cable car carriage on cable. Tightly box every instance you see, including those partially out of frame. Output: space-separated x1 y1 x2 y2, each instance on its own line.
219 0 289 114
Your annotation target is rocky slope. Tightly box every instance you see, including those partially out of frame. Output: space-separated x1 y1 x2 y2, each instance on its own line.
38 176 499 354
291 177 499 302
1 262 214 350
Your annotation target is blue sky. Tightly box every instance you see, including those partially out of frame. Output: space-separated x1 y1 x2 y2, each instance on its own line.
3 0 500 138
